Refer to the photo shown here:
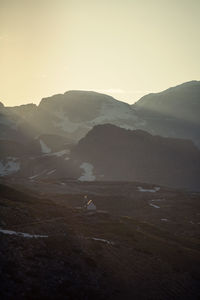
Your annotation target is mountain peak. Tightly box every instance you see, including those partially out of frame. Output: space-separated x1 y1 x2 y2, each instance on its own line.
178 80 200 87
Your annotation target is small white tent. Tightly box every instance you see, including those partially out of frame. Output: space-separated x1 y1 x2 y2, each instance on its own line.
86 200 96 211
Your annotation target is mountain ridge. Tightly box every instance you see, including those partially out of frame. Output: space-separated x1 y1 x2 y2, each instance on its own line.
72 124 200 190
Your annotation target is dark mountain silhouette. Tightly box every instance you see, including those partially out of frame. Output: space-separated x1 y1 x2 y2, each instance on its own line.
72 124 200 190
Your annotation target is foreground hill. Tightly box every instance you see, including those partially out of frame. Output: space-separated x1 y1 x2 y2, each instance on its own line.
133 81 200 147
72 124 200 190
0 183 200 299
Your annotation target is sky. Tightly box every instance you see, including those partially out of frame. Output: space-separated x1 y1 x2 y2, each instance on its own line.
0 0 200 106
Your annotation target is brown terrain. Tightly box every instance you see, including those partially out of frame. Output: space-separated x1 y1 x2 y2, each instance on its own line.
0 178 200 299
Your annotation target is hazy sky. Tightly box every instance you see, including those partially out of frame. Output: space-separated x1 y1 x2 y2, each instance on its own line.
1 0 200 106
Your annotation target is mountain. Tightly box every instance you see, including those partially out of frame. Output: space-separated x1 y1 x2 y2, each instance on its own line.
0 91 145 179
1 85 200 299
0 91 144 143
37 90 144 140
0 84 199 185
0 89 145 145
133 81 200 147
1 82 200 146
72 124 200 190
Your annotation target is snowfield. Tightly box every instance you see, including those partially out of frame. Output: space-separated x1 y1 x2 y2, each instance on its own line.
39 139 51 153
79 162 96 181
90 237 114 245
47 169 56 175
0 228 48 238
149 203 160 209
137 186 160 193
45 149 69 157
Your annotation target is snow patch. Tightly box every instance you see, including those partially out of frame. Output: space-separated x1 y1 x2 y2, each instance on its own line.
79 162 96 181
45 149 70 157
39 139 51 153
137 186 160 193
90 237 114 245
149 203 160 209
0 228 48 238
47 169 56 175
0 159 20 176
29 173 40 180
29 169 48 180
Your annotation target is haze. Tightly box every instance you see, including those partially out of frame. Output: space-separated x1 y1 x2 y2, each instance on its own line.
0 0 200 106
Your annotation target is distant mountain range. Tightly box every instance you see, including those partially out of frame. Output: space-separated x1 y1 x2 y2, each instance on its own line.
1 80 199 145
0 81 199 190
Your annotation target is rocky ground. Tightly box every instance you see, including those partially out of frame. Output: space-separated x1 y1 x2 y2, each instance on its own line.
0 180 200 299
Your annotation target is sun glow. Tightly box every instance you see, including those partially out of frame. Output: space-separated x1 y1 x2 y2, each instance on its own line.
0 0 200 106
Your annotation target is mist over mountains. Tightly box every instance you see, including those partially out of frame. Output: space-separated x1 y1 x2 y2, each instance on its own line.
134 80 200 148
0 81 200 190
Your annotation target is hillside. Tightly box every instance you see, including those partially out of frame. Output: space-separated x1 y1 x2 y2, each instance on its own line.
0 183 200 299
